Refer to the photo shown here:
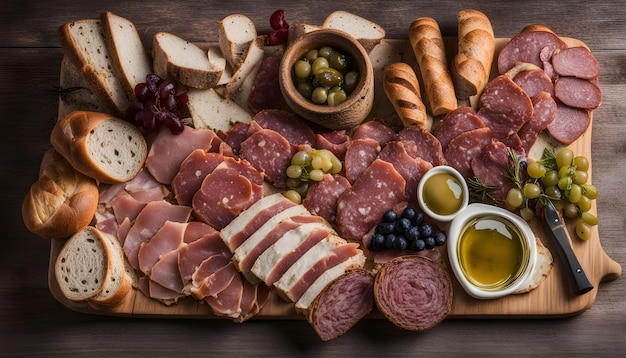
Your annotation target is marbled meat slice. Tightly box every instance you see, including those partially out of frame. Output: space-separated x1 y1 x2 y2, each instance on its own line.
551 46 600 79
433 107 485 151
554 76 602 109
397 124 445 166
374 255 452 331
302 173 351 224
470 141 512 202
343 138 381 184
336 159 406 241
546 103 591 145
171 150 225 206
518 91 558 153
249 108 316 146
444 127 498 178
497 30 568 74
512 69 554 98
477 75 533 139
378 141 433 205
239 128 295 188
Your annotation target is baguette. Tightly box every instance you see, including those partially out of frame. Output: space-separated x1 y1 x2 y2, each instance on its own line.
57 19 130 117
50 110 147 184
22 148 98 239
101 11 152 98
152 31 224 89
383 62 430 130
450 9 495 100
218 14 257 70
322 11 386 53
408 17 457 117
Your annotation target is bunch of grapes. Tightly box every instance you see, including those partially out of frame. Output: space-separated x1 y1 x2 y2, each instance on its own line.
265 9 289 46
505 147 598 240
125 74 189 135
283 149 342 204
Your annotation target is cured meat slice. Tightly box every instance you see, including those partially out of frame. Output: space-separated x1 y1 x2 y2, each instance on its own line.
378 141 433 205
254 224 333 286
239 128 295 188
190 254 234 299
123 200 191 270
477 75 533 139
554 76 602 109
551 46 600 79
178 231 230 289
218 155 264 186
397 124 445 166
182 221 217 244
343 138 381 184
512 68 554 98
307 268 374 341
149 250 184 293
336 159 406 241
218 121 249 155
546 103 591 145
351 120 397 146
137 220 186 275
433 107 485 151
205 270 244 318
145 125 219 184
470 141 512 202
171 150 224 206
192 167 262 230
518 91 558 153
444 127 497 178
221 193 293 251
110 190 148 224
497 30 568 74
302 174 351 224
315 130 350 161
249 108 316 146
374 256 452 331
138 276 185 304
248 56 289 113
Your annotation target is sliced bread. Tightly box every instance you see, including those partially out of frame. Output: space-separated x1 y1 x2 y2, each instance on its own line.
218 14 257 70
50 110 147 184
101 11 152 98
89 231 134 308
322 11 386 52
152 31 224 89
58 19 130 116
55 226 112 302
187 87 252 133
223 36 265 106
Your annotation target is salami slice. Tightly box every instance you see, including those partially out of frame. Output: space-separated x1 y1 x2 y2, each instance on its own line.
444 127 497 179
517 91 557 153
546 103 591 145
307 268 374 341
171 150 225 206
248 56 288 112
336 159 406 241
551 46 600 79
433 107 485 151
351 120 398 146
477 75 533 139
218 121 249 155
378 141 433 205
397 124 445 166
250 108 316 146
239 128 295 188
302 173 351 224
512 69 554 98
315 130 350 161
497 30 568 74
374 255 452 331
554 76 602 109
344 138 381 184
470 141 512 202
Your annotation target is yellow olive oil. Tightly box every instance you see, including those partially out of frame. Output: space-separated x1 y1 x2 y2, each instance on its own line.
423 173 464 215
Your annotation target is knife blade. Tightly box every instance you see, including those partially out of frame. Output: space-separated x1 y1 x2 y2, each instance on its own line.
543 200 594 295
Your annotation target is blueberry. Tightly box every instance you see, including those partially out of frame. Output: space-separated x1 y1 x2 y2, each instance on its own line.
369 233 385 251
383 210 397 222
376 222 395 235
394 218 412 234
419 223 433 237
410 239 426 251
406 226 420 242
412 212 424 226
402 207 416 220
393 236 408 251
424 236 436 249
384 233 397 249
434 232 447 246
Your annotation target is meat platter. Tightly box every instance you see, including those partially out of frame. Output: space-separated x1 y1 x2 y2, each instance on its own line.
45 27 621 321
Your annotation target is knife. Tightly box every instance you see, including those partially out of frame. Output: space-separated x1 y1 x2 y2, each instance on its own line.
543 200 594 295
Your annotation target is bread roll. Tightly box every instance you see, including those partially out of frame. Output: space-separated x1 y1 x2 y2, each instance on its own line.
22 148 98 239
450 9 495 100
409 17 457 117
50 110 147 184
383 62 430 130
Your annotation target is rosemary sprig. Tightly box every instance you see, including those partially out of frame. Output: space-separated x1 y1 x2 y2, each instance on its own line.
467 176 500 205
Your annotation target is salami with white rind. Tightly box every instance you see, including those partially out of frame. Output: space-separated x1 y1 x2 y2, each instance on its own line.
374 255 452 331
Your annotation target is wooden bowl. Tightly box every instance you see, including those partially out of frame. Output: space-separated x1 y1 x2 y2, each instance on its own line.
279 29 374 130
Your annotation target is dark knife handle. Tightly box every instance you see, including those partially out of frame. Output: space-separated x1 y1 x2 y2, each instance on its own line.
550 224 594 295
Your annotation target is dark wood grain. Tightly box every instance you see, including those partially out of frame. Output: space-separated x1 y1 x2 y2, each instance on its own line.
2 0 625 356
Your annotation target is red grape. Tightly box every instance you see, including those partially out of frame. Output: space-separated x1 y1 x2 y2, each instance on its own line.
269 9 288 30
265 28 288 46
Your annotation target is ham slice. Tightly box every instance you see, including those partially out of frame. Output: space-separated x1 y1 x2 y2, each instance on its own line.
190 254 233 299
137 220 186 275
178 231 230 289
149 250 185 293
205 272 244 318
171 150 225 206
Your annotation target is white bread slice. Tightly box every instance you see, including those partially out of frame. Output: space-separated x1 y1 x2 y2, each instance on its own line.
187 87 253 133
101 11 152 98
322 11 386 52
218 14 257 70
207 45 233 86
287 23 322 43
58 56 108 119
152 31 224 89
50 111 147 184
89 230 133 308
223 36 265 108
58 19 130 116
55 226 111 302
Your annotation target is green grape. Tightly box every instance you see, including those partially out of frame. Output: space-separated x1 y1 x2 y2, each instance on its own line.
523 183 541 199
552 199 566 211
291 150 313 166
506 188 524 208
558 176 572 191
556 148 574 169
582 184 598 199
544 185 562 200
309 169 325 181
284 190 302 204
520 207 535 221
286 177 302 189
573 170 588 185
568 184 582 204
558 165 572 179
527 161 546 179
541 170 559 187
563 202 579 219
577 195 592 212
581 212 599 226
285 164 303 179
575 220 592 241
573 156 589 171
330 156 342 174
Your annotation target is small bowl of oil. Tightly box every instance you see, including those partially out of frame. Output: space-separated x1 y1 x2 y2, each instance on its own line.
447 203 537 300
417 165 469 223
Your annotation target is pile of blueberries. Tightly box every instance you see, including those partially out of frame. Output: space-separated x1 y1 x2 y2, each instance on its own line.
368 207 447 252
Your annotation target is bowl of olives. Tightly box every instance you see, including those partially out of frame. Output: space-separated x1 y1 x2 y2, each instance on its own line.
279 29 374 130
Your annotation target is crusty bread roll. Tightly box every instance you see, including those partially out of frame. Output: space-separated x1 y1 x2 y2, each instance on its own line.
50 110 147 184
383 62 430 130
152 31 224 89
22 148 98 239
450 9 495 100
409 17 457 117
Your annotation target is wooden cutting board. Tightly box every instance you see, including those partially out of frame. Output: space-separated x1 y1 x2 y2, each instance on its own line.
48 37 621 319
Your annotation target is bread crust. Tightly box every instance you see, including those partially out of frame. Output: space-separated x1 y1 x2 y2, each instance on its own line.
22 148 98 239
383 62 430 130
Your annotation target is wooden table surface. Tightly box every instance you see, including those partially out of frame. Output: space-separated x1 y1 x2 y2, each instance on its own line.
2 0 624 356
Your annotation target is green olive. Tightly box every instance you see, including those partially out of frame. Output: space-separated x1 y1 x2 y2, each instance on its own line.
343 71 359 93
305 49 319 62
315 68 343 87
311 57 329 74
327 89 347 106
294 60 311 79
328 50 348 70
311 87 328 104
297 82 313 99
318 46 332 58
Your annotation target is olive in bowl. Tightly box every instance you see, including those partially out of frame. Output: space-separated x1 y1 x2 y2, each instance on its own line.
279 29 374 130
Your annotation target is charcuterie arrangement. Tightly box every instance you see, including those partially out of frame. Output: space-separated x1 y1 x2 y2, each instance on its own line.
22 9 621 341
